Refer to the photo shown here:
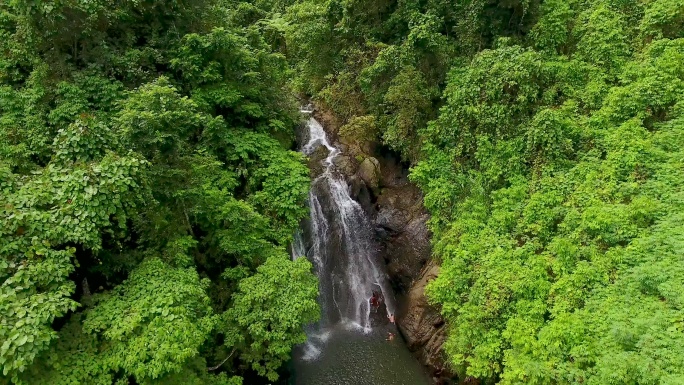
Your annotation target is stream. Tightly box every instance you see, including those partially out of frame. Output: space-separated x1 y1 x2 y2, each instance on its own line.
289 117 432 385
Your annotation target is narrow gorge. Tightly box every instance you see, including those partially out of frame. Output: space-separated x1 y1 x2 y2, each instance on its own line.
290 110 453 384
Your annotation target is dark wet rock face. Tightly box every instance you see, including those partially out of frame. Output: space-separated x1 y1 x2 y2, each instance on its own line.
376 184 431 293
398 261 451 381
349 174 375 216
371 154 453 384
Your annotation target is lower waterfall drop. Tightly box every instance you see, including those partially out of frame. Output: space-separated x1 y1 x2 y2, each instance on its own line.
299 117 396 332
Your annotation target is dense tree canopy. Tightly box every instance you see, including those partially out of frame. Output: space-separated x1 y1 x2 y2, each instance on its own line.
3 0 684 384
0 1 318 384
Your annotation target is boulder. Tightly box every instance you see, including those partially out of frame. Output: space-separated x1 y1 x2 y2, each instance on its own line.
307 145 330 177
332 154 359 176
356 156 381 194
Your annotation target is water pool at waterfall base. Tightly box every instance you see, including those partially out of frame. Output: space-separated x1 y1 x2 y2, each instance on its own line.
289 324 432 385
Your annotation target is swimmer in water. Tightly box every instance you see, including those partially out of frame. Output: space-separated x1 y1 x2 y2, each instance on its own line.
386 332 395 341
388 313 395 324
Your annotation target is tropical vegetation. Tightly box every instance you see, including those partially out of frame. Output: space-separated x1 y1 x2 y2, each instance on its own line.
1 1 318 384
3 0 684 384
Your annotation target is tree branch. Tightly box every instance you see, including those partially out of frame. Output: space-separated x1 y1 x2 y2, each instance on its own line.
208 348 236 371
182 203 195 237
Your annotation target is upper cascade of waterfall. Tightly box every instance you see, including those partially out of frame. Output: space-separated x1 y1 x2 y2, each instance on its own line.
302 118 339 170
300 103 314 114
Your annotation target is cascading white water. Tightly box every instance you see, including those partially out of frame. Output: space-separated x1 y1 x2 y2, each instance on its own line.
290 114 433 385
293 117 396 360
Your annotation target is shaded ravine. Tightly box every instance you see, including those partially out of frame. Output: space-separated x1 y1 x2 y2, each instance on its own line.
290 117 431 385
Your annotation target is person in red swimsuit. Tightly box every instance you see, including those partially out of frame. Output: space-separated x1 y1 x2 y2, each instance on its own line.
370 291 379 310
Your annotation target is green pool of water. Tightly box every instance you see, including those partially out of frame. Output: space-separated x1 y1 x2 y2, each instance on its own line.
290 324 432 385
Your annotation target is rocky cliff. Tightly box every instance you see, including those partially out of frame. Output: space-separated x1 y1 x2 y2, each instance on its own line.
309 109 454 384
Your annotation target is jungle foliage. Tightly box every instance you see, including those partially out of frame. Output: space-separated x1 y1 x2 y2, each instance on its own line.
0 1 318 384
4 0 684 384
277 0 684 384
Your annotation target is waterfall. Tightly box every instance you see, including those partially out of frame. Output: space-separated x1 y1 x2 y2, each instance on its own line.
293 117 395 361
